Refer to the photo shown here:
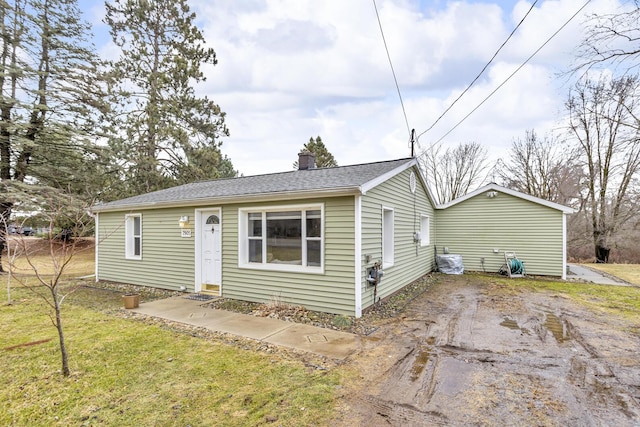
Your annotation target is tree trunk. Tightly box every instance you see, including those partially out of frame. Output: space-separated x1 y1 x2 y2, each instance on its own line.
53 287 70 377
594 230 611 263
595 244 610 263
0 202 12 273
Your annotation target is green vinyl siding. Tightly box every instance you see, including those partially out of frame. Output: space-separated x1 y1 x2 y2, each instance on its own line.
97 207 195 291
435 192 564 276
97 198 355 315
221 196 356 315
361 167 436 310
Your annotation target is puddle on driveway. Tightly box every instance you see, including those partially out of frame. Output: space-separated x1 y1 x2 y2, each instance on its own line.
500 317 530 335
500 318 520 330
410 347 430 382
545 313 570 343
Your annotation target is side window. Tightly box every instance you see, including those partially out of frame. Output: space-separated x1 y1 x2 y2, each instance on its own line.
125 214 142 260
247 212 263 263
382 207 394 268
420 215 430 247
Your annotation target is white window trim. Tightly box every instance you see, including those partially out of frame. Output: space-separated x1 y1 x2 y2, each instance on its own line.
125 213 142 260
382 206 394 269
238 203 324 274
420 214 430 247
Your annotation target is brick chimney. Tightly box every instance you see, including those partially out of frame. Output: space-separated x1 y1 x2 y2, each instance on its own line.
298 151 316 170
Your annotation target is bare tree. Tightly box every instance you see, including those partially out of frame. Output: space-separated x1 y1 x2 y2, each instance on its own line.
7 185 93 377
498 129 583 206
419 142 488 204
567 75 640 263
573 2 640 73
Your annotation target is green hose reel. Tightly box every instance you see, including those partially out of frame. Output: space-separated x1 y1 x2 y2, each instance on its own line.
508 258 524 275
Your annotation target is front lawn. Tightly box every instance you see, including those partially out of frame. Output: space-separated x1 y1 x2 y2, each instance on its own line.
1 284 339 426
583 263 640 285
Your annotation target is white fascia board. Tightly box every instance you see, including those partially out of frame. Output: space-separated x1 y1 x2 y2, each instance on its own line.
413 166 439 207
435 183 576 214
359 158 416 195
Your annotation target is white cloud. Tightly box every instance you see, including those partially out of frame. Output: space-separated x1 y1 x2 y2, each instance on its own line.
80 0 626 177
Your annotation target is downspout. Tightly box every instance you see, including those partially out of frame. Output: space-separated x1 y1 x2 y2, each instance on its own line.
354 195 362 318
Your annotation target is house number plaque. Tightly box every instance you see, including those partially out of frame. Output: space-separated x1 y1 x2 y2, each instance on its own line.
181 229 192 238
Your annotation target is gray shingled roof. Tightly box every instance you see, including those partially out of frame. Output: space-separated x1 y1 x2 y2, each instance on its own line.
93 158 415 211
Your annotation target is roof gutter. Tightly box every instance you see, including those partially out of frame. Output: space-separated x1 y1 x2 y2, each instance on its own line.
91 186 362 213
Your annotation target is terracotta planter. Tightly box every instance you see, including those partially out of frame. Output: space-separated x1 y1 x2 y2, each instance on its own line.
123 294 140 309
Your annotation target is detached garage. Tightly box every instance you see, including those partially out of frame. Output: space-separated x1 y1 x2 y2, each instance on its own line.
435 183 575 279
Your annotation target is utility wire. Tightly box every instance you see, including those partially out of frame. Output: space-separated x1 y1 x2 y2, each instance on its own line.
423 0 592 150
373 0 411 137
417 0 539 141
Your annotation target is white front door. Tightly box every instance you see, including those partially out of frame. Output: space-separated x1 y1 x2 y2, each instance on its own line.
201 211 221 291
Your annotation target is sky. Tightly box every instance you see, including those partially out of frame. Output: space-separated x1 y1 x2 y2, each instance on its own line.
79 0 627 177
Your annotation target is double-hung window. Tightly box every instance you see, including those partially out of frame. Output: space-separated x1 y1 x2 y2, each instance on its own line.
240 205 323 272
125 214 142 260
420 214 430 247
382 207 394 268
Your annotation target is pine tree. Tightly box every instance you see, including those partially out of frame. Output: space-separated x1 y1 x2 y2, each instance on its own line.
0 0 106 270
105 0 233 197
293 136 338 169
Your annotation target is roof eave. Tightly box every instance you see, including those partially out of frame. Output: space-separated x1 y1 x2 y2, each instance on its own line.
435 183 577 214
360 158 416 194
91 187 362 213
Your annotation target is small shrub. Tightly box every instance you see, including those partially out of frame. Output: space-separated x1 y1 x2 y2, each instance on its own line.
332 315 352 329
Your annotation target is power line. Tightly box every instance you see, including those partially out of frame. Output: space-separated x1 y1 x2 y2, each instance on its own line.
422 0 592 151
417 0 539 141
373 0 411 138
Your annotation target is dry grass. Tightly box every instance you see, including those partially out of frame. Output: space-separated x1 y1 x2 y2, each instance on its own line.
583 263 640 285
478 274 640 325
1 255 340 426
1 286 340 426
3 237 95 278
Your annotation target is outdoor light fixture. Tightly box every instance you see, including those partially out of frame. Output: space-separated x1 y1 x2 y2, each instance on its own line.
178 215 189 228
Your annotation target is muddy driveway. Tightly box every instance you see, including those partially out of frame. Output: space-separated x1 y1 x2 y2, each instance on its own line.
336 275 640 426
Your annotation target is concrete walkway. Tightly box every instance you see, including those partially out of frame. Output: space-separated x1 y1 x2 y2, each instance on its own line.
566 263 632 286
129 296 361 360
